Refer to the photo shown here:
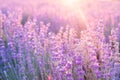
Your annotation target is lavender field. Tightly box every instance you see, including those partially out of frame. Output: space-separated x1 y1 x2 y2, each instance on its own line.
0 0 120 80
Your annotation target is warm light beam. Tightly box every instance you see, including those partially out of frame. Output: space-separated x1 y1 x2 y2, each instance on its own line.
61 0 80 9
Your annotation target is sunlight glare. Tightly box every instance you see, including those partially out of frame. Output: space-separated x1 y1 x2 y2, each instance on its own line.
61 0 80 9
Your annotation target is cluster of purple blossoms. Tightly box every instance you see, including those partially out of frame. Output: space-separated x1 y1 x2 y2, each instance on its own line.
0 3 120 80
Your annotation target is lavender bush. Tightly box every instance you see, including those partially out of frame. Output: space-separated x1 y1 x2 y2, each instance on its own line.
0 1 120 80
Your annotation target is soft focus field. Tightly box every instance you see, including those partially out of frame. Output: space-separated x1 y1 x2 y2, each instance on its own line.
0 0 120 80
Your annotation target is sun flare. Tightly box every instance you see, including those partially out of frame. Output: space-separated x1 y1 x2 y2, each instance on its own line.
61 0 82 9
